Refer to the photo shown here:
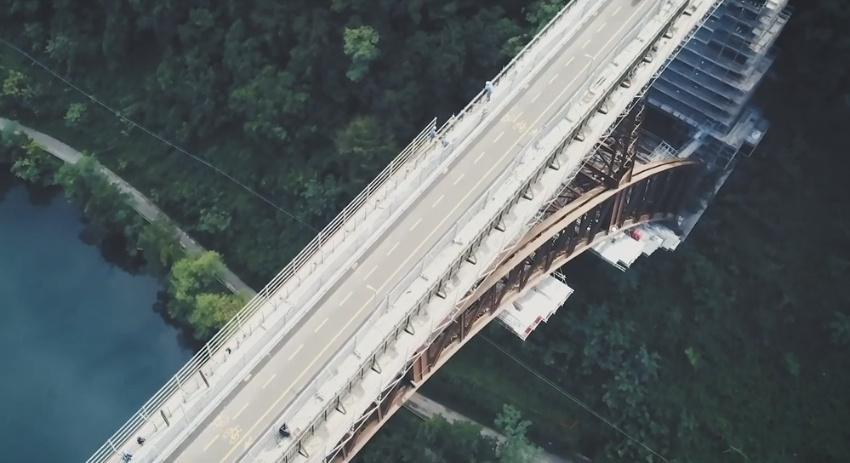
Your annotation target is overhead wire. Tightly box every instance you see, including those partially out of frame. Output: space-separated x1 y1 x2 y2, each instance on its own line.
0 37 317 232
480 334 671 462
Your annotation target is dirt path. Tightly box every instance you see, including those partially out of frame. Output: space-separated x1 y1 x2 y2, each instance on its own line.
0 117 256 296
405 393 574 463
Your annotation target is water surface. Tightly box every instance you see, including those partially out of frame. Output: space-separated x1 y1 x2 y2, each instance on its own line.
0 171 192 461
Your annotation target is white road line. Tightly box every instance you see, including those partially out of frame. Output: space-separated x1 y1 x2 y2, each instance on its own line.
582 38 593 49
596 21 607 33
261 374 277 390
233 403 251 419
314 317 329 333
613 5 623 16
338 292 353 306
203 434 220 452
223 58 597 459
287 344 304 361
219 4 643 456
432 195 445 208
363 265 378 279
386 241 401 256
474 151 487 164
531 91 543 103
453 173 465 185
601 4 648 53
494 131 505 142
563 56 576 68
366 284 377 292
220 291 377 460
409 217 423 231
548 73 560 84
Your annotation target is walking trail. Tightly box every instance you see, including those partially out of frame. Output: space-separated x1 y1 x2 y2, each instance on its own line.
406 393 573 463
2 118 574 462
0 117 255 296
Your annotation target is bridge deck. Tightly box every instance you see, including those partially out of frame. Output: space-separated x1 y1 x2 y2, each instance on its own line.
170 1 658 461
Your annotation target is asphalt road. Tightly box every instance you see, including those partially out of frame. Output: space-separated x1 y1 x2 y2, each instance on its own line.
170 1 659 460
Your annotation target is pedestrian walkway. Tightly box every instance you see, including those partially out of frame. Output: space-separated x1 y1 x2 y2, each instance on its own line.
0 117 255 296
405 393 573 463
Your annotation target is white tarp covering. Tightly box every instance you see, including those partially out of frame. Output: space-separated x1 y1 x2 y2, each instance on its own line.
592 223 682 270
497 275 573 341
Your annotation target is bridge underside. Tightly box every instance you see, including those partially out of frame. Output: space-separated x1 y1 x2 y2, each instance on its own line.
327 151 700 462
87 1 725 461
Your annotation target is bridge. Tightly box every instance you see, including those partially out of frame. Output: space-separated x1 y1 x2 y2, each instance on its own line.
89 0 723 461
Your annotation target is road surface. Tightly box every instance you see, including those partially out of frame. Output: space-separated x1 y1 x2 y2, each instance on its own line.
170 1 660 460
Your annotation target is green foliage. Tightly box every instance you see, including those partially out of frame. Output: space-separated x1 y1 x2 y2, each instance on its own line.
0 0 537 288
64 102 87 127
1 69 31 100
166 251 242 340
828 311 850 347
357 412 499 463
343 25 380 82
56 156 142 234
3 0 850 460
167 251 225 318
10 140 60 185
137 220 186 272
494 405 542 463
188 292 247 340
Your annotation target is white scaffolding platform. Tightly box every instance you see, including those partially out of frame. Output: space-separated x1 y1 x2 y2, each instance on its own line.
592 223 682 271
497 275 574 341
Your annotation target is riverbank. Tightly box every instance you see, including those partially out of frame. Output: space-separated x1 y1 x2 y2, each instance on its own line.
0 171 193 461
0 117 254 296
0 123 253 342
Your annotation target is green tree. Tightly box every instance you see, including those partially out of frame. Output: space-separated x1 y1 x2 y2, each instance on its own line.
9 140 60 186
137 220 186 273
167 251 225 319
494 405 542 463
357 413 498 463
188 292 247 340
64 102 88 127
343 25 380 82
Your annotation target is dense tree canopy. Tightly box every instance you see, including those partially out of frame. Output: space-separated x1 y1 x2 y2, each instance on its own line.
0 0 558 287
1 0 848 461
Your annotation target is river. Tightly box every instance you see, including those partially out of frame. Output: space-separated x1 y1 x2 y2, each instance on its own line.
0 171 192 461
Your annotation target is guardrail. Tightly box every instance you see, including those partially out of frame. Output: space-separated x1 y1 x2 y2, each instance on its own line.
89 0 601 461
272 1 629 459
277 0 715 460
87 119 439 462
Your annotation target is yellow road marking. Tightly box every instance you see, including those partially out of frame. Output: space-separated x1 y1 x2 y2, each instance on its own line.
286 344 304 361
363 265 378 279
217 4 644 455
203 434 220 452
233 402 251 419
261 373 277 390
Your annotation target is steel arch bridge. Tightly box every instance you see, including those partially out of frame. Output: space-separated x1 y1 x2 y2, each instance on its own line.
328 155 700 460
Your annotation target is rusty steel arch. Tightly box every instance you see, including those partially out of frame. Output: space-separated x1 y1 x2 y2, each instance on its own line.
326 159 699 462
463 159 698 312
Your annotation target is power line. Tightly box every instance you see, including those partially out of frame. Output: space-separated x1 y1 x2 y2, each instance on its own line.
480 334 671 462
0 37 317 232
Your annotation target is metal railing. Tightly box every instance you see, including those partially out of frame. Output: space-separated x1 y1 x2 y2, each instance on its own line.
268 1 610 460
87 116 444 462
89 0 606 461
278 0 716 460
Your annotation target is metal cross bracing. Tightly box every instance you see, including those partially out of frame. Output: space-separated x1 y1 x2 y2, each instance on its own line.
295 5 724 461
324 148 701 463
267 2 723 462
89 1 727 462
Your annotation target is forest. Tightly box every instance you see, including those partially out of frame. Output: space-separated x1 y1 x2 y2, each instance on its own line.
1 0 849 462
